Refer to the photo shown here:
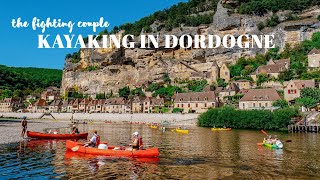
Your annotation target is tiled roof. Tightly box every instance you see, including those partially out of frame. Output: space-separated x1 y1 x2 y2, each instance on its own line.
35 99 47 106
106 97 125 105
240 88 281 101
174 91 217 102
292 80 315 89
308 48 320 55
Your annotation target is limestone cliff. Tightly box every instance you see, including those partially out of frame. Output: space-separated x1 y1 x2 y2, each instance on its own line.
61 1 320 96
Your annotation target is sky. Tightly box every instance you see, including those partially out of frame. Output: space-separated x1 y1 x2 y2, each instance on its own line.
0 0 187 69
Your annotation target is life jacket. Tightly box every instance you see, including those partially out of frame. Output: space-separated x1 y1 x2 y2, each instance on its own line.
95 135 100 147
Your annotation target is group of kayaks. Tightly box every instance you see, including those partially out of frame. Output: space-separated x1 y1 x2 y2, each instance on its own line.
26 131 159 158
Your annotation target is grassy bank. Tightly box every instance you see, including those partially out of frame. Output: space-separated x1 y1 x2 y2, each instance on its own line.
198 106 299 130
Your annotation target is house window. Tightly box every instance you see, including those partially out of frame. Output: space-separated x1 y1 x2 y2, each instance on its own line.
177 104 179 107
196 103 198 107
259 103 261 107
253 103 255 107
204 97 208 101
265 103 268 107
188 104 190 107
182 104 184 108
225 72 228 75
242 103 245 108
180 98 182 102
204 103 207 107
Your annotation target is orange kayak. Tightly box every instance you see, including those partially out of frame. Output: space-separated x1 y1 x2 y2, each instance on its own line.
27 131 88 139
66 140 159 158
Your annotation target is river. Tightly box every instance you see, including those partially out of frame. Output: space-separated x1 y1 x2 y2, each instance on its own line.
0 123 319 179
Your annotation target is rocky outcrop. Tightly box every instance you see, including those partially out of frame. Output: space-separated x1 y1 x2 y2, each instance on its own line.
61 4 320 96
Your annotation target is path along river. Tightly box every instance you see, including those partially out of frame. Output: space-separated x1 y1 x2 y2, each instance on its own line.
0 123 319 179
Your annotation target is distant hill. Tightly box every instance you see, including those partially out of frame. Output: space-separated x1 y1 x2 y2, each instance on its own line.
0 65 62 98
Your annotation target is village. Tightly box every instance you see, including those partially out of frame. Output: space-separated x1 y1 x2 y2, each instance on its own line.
1 48 319 115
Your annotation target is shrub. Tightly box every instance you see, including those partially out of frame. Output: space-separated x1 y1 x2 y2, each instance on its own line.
172 108 184 113
257 21 265 31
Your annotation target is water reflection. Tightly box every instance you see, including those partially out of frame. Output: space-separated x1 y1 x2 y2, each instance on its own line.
0 124 319 179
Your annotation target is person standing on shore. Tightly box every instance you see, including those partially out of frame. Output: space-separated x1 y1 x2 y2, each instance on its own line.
21 116 27 138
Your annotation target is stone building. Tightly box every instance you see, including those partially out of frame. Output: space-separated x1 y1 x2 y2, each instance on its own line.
173 91 218 113
234 79 252 90
0 98 22 112
219 63 230 82
239 88 281 110
48 100 63 112
32 99 48 113
308 48 320 68
284 79 315 102
250 59 290 81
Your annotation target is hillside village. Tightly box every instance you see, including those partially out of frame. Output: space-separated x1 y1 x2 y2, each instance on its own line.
1 46 320 114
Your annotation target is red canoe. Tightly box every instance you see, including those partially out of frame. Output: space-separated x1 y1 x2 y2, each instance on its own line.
27 131 88 139
66 140 159 158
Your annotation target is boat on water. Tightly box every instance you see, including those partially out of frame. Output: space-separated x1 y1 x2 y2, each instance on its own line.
66 140 159 158
175 128 189 134
211 128 232 131
258 140 283 149
150 125 158 129
27 131 88 139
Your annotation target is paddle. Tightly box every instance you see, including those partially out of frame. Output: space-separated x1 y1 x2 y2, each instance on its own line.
261 130 292 143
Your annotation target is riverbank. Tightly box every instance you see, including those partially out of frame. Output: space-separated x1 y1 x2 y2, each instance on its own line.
0 119 69 144
0 112 198 125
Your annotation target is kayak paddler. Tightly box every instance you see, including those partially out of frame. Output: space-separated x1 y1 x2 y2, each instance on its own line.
126 132 143 151
71 125 80 134
84 130 100 147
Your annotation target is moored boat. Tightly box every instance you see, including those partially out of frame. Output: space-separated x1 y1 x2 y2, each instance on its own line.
211 128 232 131
66 140 159 158
175 128 189 134
27 131 88 139
150 125 158 129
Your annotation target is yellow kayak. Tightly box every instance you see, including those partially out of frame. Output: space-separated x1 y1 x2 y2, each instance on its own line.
211 128 232 131
150 125 158 129
176 128 189 134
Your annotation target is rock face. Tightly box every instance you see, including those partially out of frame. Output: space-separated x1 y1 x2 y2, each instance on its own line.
61 3 320 96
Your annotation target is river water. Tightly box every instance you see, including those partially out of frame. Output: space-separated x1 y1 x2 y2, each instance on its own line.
0 123 319 179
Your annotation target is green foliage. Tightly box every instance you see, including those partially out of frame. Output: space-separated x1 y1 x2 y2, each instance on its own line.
118 86 130 99
217 78 227 88
152 85 184 99
185 80 208 92
256 74 268 86
295 88 320 108
87 66 97 71
257 21 265 31
272 99 289 108
154 106 169 113
318 15 320 21
0 65 62 99
229 54 268 77
68 51 80 63
223 94 244 105
198 106 299 130
265 14 280 27
96 92 106 99
130 88 145 97
163 73 171 84
146 83 161 92
172 108 184 113
238 0 320 15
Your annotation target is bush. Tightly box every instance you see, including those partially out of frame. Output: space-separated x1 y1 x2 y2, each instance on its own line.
272 99 288 108
172 108 184 113
257 21 265 31
198 106 299 130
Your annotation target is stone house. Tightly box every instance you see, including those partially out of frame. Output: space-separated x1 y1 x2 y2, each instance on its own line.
66 100 74 113
218 83 240 102
79 98 90 112
72 98 82 112
308 48 320 68
132 96 146 113
104 97 127 113
0 98 22 112
173 91 218 113
284 80 315 102
48 99 63 112
250 59 290 81
87 99 98 113
239 88 281 110
142 95 165 113
32 99 48 112
234 79 252 90
96 99 105 113
219 63 230 82
61 100 70 112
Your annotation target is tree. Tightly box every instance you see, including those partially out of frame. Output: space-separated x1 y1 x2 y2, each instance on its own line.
272 99 289 108
217 78 227 88
295 97 318 108
163 73 171 84
257 21 265 31
118 86 130 99
146 83 161 92
257 74 268 86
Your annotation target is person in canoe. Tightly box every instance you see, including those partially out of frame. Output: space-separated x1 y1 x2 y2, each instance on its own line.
126 132 143 151
71 125 80 134
84 130 100 147
21 116 27 138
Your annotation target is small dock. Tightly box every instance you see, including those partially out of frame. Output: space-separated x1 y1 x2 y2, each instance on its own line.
288 125 320 132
